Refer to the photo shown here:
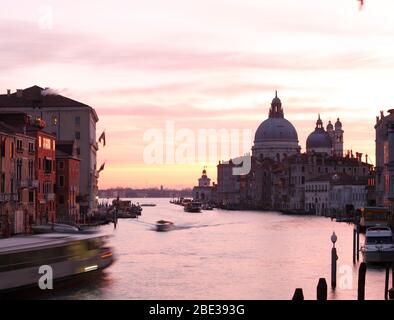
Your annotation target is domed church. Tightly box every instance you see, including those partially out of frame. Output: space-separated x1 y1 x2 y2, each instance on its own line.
252 91 300 161
306 115 344 156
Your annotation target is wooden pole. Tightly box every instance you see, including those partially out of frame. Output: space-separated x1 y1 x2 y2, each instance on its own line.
317 278 327 300
353 228 356 264
358 262 367 300
356 225 360 261
331 247 337 289
385 263 390 300
292 288 304 300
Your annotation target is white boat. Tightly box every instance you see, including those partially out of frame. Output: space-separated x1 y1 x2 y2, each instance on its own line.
0 233 114 292
31 223 94 234
361 226 394 263
156 220 174 232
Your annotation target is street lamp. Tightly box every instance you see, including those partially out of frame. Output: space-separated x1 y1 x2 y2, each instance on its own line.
331 231 337 248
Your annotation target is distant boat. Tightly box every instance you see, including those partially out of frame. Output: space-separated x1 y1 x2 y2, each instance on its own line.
140 203 156 207
156 220 174 232
360 207 391 232
361 226 394 263
184 202 202 213
201 203 213 210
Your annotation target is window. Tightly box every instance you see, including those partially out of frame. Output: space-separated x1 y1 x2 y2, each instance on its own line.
59 195 65 204
75 131 81 140
16 139 23 152
10 142 14 159
43 138 51 150
29 191 34 203
1 173 4 193
52 115 58 125
10 178 13 193
38 158 41 170
28 142 35 153
28 160 34 180
75 116 80 125
58 161 64 170
1 140 5 157
16 159 22 180
77 148 80 155
59 175 65 187
44 158 52 174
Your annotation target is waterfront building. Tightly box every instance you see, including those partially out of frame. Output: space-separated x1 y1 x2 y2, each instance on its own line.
374 109 394 214
251 91 300 161
0 120 36 236
0 113 57 225
216 92 372 212
0 86 99 216
305 173 367 215
56 141 80 224
26 119 56 225
192 168 215 203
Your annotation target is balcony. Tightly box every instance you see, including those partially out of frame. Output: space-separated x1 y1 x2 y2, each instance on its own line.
0 193 19 202
16 179 28 188
29 180 39 188
45 193 56 201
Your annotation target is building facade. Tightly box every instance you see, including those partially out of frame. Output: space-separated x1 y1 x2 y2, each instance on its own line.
56 141 80 224
192 168 215 203
0 86 99 216
0 120 36 236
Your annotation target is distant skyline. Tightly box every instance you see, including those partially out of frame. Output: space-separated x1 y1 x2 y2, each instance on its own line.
1 0 394 188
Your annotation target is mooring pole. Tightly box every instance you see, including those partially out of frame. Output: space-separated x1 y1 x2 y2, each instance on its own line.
317 278 327 300
353 228 356 264
385 263 390 300
331 232 338 289
356 224 360 261
292 288 304 300
358 262 367 301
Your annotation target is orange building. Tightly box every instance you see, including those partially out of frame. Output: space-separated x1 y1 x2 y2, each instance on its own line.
56 140 80 224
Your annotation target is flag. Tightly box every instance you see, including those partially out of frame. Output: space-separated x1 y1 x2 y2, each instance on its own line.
98 131 106 146
98 162 105 173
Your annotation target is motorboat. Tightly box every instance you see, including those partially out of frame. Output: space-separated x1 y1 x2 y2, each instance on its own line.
156 220 174 232
31 223 97 234
0 233 114 292
140 203 156 207
361 226 394 263
201 203 213 210
359 207 391 232
184 201 202 213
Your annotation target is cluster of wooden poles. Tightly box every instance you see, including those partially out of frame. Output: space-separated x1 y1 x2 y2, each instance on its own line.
292 225 394 300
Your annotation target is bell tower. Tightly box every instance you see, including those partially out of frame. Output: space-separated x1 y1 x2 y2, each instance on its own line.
333 118 344 157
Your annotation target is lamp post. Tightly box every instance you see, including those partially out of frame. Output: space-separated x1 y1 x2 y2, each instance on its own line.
331 231 338 289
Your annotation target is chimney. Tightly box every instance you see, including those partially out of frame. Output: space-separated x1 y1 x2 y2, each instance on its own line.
6 89 11 96
16 89 23 98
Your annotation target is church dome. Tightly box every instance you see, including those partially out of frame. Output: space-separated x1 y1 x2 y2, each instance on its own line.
252 91 300 161
326 120 333 131
306 115 332 150
335 117 342 129
254 91 298 143
254 117 298 142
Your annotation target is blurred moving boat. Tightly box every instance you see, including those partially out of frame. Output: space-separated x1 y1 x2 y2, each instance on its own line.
140 203 156 207
31 223 97 234
361 226 394 263
0 233 114 292
201 203 213 210
156 220 174 232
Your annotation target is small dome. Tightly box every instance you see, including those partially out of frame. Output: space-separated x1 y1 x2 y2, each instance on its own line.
335 118 342 129
306 131 332 149
327 120 333 131
306 115 332 150
254 117 298 143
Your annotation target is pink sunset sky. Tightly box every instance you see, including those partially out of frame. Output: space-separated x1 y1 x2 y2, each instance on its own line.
1 0 394 189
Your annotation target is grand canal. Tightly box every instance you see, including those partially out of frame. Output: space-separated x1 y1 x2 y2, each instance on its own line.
12 198 390 300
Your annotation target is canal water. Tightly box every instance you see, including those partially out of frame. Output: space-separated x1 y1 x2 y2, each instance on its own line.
32 198 391 299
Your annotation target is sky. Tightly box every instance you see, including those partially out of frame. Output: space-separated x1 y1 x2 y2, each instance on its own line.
1 0 394 189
